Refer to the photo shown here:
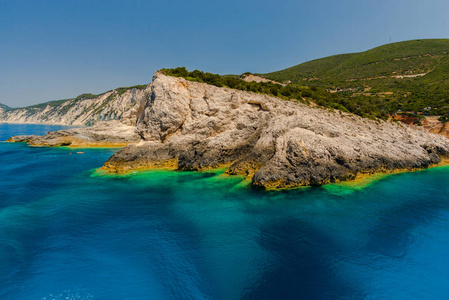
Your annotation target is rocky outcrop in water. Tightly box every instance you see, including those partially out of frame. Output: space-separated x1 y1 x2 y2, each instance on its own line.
7 121 140 147
100 74 449 188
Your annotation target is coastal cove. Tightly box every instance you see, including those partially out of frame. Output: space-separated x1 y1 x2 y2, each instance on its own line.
2 124 449 299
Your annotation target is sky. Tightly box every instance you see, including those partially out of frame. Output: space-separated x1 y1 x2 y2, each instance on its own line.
1 0 448 107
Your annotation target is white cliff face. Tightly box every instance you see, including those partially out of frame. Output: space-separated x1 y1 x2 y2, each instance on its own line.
0 87 150 126
0 104 8 118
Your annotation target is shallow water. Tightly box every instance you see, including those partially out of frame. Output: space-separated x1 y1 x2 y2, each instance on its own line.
2 123 449 299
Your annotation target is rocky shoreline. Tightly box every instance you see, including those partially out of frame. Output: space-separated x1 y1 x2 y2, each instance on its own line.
6 121 140 148
7 73 449 189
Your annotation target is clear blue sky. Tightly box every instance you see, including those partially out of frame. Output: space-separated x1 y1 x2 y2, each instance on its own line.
1 0 448 107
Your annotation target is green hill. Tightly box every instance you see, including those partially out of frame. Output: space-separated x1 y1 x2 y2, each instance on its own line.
262 39 449 119
0 103 10 110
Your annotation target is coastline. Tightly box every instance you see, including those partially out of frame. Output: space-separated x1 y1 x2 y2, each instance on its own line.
96 157 449 190
0 121 82 127
47 142 136 148
326 159 449 190
5 74 449 190
4 121 140 149
100 158 180 174
5 138 135 149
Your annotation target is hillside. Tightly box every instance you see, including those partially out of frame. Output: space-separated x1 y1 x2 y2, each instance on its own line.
262 39 449 119
2 39 449 126
0 85 148 126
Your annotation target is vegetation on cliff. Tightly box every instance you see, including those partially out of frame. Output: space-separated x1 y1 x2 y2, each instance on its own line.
100 74 449 189
3 39 448 124
261 39 449 119
161 67 390 119
115 85 147 95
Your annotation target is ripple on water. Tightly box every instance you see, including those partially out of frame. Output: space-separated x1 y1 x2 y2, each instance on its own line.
40 289 94 300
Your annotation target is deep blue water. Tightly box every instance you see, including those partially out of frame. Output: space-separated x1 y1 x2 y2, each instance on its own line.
2 123 449 299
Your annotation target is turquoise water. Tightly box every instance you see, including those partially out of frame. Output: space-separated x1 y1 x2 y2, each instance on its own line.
2 123 449 299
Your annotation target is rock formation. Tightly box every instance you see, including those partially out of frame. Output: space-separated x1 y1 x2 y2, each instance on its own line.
0 87 148 126
7 121 140 147
7 73 449 189
102 74 449 188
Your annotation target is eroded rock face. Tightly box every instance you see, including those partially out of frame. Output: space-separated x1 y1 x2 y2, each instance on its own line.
102 74 449 188
0 87 149 126
423 116 449 138
394 114 449 139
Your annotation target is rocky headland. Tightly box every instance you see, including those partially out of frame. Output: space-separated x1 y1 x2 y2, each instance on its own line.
7 73 449 189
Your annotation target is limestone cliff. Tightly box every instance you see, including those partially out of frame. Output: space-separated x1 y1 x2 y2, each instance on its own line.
0 103 9 118
7 73 449 189
102 74 449 188
0 86 148 126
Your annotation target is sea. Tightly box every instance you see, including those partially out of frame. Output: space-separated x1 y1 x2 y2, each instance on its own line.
1 123 449 300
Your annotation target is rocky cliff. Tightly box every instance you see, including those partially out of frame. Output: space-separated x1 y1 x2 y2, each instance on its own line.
0 86 148 126
0 103 9 118
7 73 449 189
102 74 449 188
